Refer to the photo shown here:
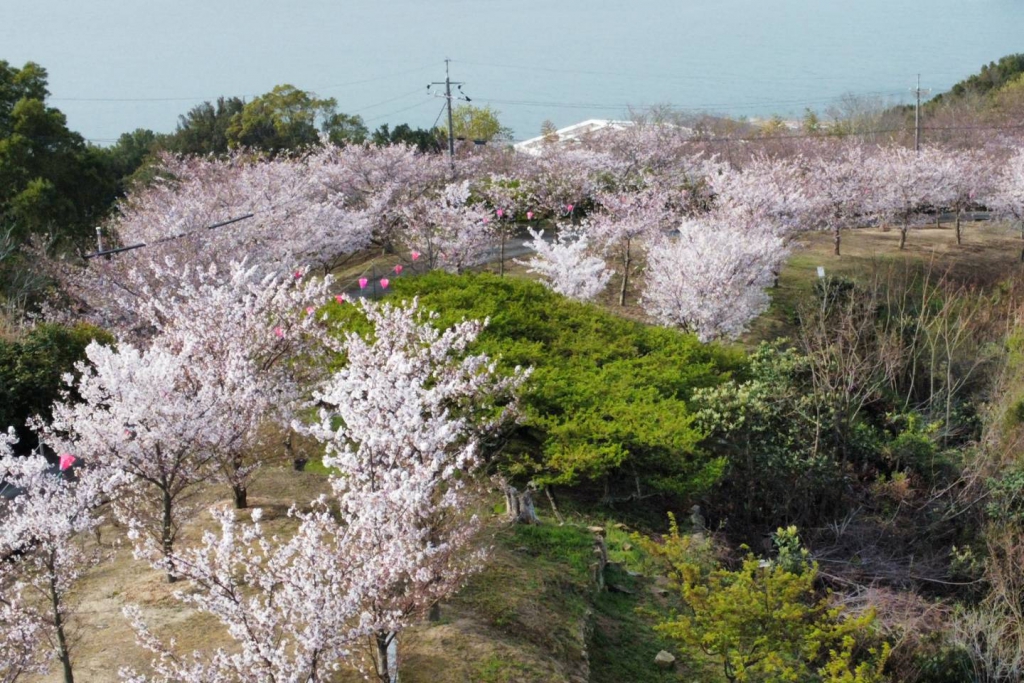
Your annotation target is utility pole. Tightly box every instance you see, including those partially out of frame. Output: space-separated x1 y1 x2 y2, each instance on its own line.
429 59 467 171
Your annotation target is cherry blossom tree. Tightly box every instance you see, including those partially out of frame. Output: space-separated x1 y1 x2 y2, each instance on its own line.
928 146 998 245
114 149 374 275
122 300 528 683
474 174 535 275
527 147 621 215
802 143 870 256
119 504 377 683
307 299 528 681
51 148 373 334
710 154 812 235
642 213 788 341
0 435 119 683
0 428 44 683
315 142 450 253
140 260 336 508
591 186 673 305
40 340 233 581
990 146 1024 259
519 225 612 301
865 145 938 250
400 181 492 273
586 119 696 188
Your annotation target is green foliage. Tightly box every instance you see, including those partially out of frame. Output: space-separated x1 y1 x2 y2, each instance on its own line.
0 322 113 448
371 123 442 154
931 53 1024 106
802 108 822 134
226 84 367 153
0 60 118 245
813 275 856 310
692 341 842 528
441 104 512 143
98 128 164 193
164 96 244 156
373 272 741 501
644 522 890 683
986 463 1024 524
772 525 811 575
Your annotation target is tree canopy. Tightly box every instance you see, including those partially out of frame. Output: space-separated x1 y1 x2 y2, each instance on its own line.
225 84 367 153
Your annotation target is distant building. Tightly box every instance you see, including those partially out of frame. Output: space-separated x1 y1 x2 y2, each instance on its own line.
513 119 635 156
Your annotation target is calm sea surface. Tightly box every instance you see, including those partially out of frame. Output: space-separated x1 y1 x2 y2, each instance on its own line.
3 0 1024 142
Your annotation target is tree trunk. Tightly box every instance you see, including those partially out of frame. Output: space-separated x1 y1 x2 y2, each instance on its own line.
833 226 841 256
285 432 307 471
544 487 565 525
232 453 248 509
499 232 505 277
618 240 631 307
955 211 962 245
501 480 539 524
374 631 398 683
899 221 908 250
233 484 248 509
162 488 177 583
49 567 74 683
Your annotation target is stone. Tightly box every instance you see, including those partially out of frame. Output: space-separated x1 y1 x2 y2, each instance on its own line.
655 650 676 669
587 525 605 536
622 542 633 551
608 583 635 594
650 586 669 597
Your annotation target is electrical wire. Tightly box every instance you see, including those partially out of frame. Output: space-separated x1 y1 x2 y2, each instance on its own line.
362 98 437 124
454 58 923 87
472 91 910 113
49 64 437 103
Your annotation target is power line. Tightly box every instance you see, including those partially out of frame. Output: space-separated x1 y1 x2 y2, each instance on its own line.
85 213 255 260
430 102 448 131
348 89 429 114
48 65 437 104
473 91 909 113
361 98 437 124
453 58 900 86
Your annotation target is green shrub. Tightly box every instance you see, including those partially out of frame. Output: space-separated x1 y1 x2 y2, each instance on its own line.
691 341 844 528
0 322 113 449
349 272 743 501
643 521 890 683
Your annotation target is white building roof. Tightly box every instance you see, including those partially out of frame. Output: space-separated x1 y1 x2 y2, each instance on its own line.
513 119 635 156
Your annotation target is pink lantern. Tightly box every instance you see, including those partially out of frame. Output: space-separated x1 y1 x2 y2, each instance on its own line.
380 278 390 289
293 270 303 279
358 277 368 289
335 294 346 304
274 327 284 338
306 306 315 315
483 217 489 224
566 203 575 213
527 211 534 220
394 264 404 275
59 453 77 471
411 250 421 261
496 209 504 218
